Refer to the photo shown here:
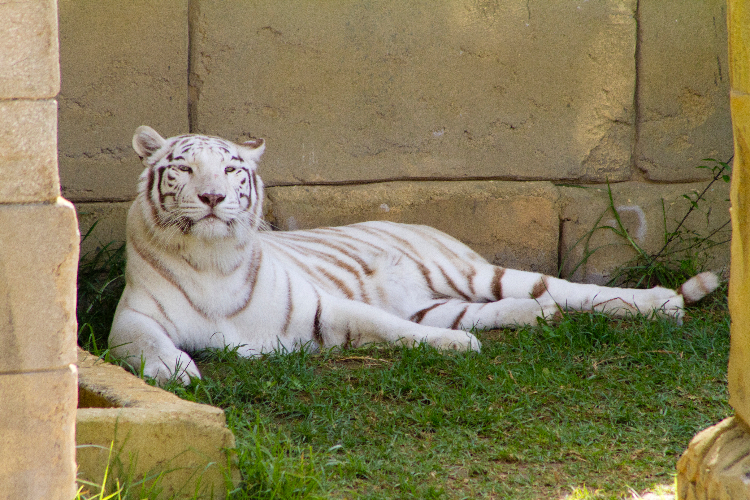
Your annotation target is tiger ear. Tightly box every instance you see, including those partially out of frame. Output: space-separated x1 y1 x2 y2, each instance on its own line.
133 126 167 161
238 137 266 163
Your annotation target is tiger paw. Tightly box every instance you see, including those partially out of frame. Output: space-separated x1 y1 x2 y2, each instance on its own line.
144 352 202 386
428 330 482 352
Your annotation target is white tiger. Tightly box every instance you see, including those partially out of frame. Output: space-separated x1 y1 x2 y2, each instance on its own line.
108 126 720 385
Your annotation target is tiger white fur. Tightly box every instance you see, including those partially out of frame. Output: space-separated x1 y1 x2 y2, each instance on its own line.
108 126 720 385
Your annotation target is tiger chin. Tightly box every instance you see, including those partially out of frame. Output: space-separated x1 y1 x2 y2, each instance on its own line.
108 126 721 385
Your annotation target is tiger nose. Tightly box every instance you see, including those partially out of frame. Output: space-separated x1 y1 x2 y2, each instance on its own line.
198 193 226 208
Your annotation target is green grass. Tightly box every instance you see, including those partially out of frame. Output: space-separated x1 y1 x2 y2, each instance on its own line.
161 296 730 500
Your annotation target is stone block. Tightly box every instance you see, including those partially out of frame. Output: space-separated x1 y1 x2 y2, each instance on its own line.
266 181 560 274
77 349 236 499
559 181 731 285
192 0 636 185
676 416 750 500
76 202 130 260
0 200 80 374
0 366 77 500
637 0 733 182
728 92 750 423
0 0 59 99
58 0 189 202
0 100 60 203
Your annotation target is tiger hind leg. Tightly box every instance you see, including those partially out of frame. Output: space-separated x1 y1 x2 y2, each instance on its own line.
500 270 720 323
411 266 719 330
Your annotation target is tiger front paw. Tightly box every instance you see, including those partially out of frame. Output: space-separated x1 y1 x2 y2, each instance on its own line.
142 352 202 386
429 330 482 353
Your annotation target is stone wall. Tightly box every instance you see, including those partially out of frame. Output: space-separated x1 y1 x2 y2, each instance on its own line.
61 0 732 282
0 0 79 498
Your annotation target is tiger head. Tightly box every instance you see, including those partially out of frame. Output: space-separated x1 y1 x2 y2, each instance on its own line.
132 126 267 241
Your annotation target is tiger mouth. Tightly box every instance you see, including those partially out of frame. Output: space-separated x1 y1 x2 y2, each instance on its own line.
197 213 232 226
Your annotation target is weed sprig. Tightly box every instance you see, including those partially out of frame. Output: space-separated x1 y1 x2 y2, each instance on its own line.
560 159 731 289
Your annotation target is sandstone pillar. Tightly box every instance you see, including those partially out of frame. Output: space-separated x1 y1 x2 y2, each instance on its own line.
0 1 80 499
676 2 750 498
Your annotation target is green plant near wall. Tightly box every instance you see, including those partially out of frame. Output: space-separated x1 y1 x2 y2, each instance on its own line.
560 159 732 290
76 221 126 355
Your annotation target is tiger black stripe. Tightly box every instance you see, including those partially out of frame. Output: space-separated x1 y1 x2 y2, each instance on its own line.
303 248 370 301
531 276 550 299
280 271 295 337
250 172 260 204
314 228 391 259
181 252 243 275
410 301 448 323
436 264 472 301
466 268 478 297
268 235 369 294
353 225 440 292
272 236 371 298
263 241 328 284
129 236 211 319
492 267 506 301
145 289 178 338
145 168 160 223
312 296 323 345
451 306 469 330
237 167 251 200
123 306 172 336
156 165 170 212
227 246 264 318
315 265 356 299
354 226 441 293
304 236 376 276
358 225 422 257
341 226 406 255
418 229 464 261
249 172 263 228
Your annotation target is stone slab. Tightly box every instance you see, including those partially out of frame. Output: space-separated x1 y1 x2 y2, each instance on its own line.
266 180 561 274
0 200 80 374
637 0 733 182
58 0 189 202
0 0 59 99
559 181 731 285
676 416 750 500
192 0 636 185
0 100 60 204
0 366 77 500
77 348 236 499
